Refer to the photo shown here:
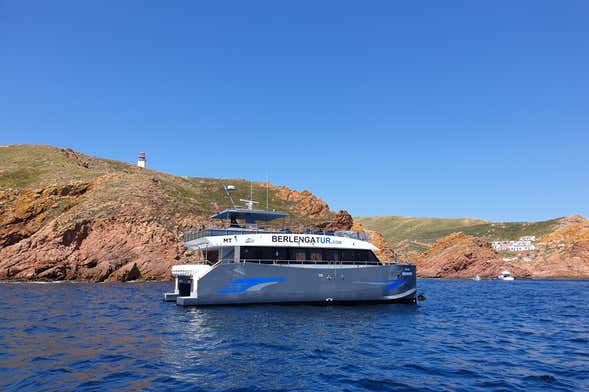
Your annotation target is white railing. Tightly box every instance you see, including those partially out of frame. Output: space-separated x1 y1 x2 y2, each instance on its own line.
184 228 368 242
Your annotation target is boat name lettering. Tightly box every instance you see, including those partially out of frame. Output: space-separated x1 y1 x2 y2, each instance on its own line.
271 235 332 244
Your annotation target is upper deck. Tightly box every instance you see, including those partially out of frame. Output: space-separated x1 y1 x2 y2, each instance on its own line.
184 208 367 241
184 227 368 242
183 208 371 248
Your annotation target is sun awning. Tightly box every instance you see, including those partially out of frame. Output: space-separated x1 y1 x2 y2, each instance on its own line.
210 209 288 224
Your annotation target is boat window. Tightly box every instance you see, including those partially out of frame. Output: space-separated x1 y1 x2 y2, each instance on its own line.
341 250 356 261
274 248 288 261
323 249 339 262
239 246 380 264
353 250 378 262
242 246 261 260
207 250 219 264
293 249 306 261
241 247 287 261
260 247 275 260
229 217 240 228
340 249 380 263
309 250 322 261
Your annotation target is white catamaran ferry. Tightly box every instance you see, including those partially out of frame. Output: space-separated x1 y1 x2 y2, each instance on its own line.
164 189 416 306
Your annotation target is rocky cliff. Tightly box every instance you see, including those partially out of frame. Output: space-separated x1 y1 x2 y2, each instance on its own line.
528 215 589 278
413 233 526 279
0 145 353 282
413 215 589 279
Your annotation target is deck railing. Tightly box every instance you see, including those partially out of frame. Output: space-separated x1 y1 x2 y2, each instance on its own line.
183 228 368 242
239 259 381 266
184 228 291 242
185 258 386 267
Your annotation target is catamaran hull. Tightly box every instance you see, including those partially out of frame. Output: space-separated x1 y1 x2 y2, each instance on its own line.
173 263 416 306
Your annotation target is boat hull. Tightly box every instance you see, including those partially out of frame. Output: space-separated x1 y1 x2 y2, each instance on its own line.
174 262 416 306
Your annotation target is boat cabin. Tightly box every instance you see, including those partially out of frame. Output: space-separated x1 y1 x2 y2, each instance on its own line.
182 209 381 266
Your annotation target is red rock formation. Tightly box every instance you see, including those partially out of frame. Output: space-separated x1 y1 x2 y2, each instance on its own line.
317 210 354 232
271 185 331 220
414 233 530 279
60 148 89 168
0 217 187 282
527 215 589 278
0 182 91 247
413 217 589 279
365 229 397 262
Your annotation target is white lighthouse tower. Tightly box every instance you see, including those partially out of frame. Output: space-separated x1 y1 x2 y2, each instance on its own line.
137 151 146 168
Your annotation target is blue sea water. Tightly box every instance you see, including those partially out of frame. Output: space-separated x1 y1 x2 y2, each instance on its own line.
0 280 588 391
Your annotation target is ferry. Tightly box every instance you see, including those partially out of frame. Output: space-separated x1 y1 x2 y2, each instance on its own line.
164 191 416 306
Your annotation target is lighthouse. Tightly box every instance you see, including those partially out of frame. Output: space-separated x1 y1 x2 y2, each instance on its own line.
137 151 146 168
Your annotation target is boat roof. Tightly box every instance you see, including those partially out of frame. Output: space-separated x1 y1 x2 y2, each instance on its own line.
210 209 289 223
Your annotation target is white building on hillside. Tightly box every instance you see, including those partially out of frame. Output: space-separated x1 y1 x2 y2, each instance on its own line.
519 236 536 242
492 236 536 252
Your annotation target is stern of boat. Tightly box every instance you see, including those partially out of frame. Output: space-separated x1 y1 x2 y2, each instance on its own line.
163 264 213 304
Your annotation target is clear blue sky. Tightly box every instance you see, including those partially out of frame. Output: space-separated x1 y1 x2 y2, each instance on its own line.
1 1 588 221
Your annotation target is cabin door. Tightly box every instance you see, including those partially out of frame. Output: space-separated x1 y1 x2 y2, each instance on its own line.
178 278 192 296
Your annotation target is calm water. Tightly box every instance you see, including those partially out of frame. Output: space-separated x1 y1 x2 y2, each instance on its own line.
0 280 588 391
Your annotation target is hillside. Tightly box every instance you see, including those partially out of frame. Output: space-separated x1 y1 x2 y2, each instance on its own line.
2 145 586 281
0 145 341 281
412 215 589 279
0 145 332 224
354 216 487 243
357 214 589 279
355 215 564 260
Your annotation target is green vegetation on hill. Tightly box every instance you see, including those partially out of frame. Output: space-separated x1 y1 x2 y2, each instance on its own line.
0 145 131 188
436 219 562 242
0 145 330 229
355 216 488 244
355 215 564 248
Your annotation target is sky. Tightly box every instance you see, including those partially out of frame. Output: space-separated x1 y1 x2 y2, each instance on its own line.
1 1 588 221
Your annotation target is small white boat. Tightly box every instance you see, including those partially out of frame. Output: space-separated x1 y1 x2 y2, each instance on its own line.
498 270 514 281
473 275 481 281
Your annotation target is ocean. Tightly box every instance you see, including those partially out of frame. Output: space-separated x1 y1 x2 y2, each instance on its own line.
0 279 587 391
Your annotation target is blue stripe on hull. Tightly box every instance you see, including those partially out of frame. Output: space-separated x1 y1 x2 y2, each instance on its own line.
218 277 286 293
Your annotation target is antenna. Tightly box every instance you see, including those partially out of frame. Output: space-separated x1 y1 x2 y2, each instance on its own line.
265 173 269 211
222 184 237 208
240 199 259 210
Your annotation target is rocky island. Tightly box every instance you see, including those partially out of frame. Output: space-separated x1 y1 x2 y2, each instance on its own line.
1 144 587 281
